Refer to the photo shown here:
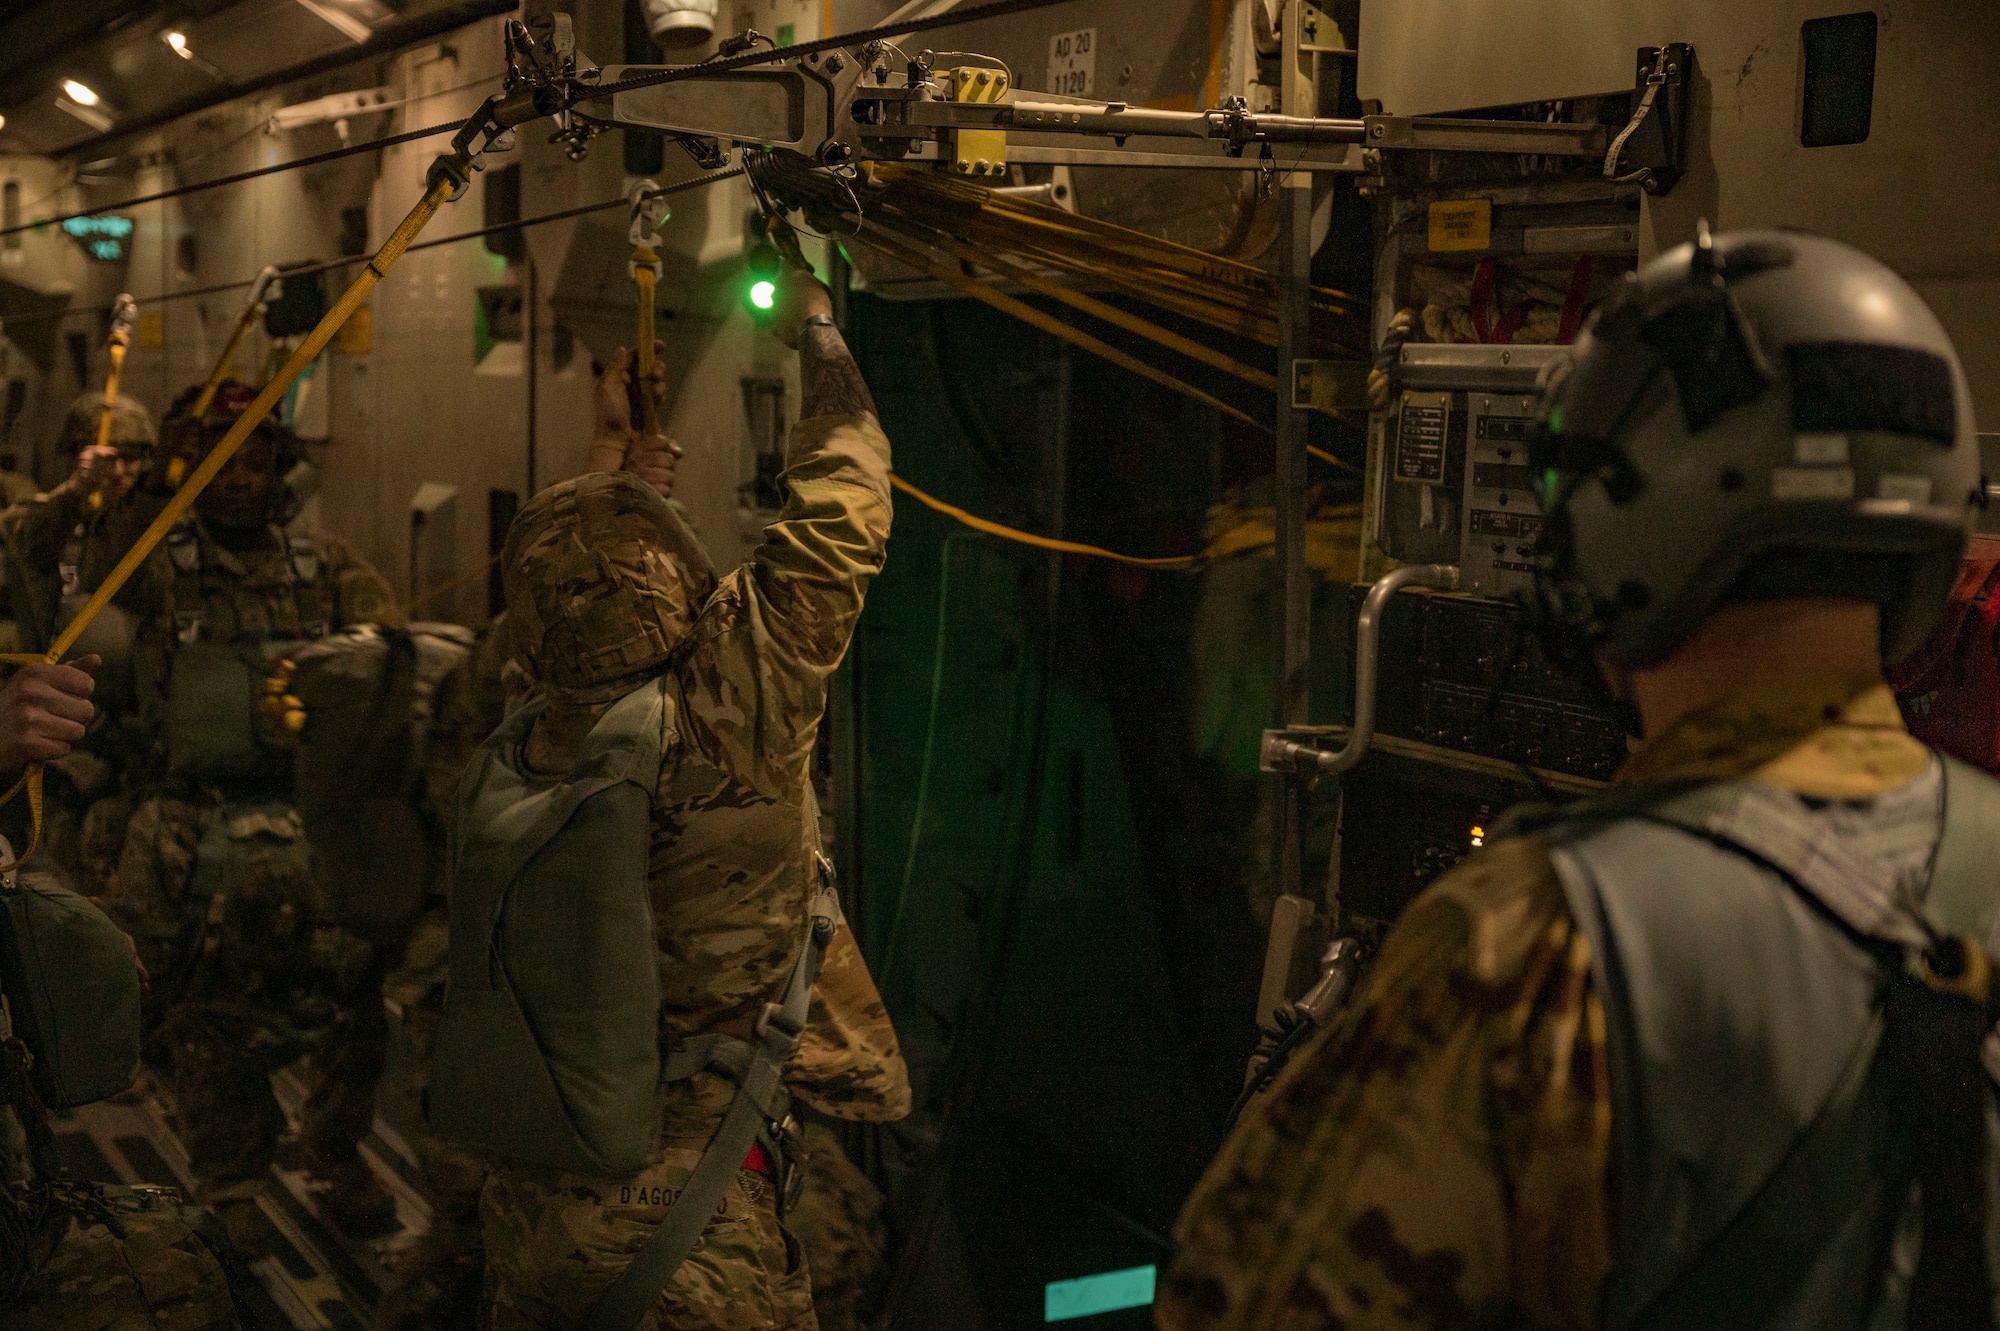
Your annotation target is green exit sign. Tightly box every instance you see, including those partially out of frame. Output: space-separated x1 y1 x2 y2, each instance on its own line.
1045 1265 1156 1322
61 214 134 261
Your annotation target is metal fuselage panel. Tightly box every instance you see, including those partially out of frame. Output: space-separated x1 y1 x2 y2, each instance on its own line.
1358 0 2000 424
593 63 824 151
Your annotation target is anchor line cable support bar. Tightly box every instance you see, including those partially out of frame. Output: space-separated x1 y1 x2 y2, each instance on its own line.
0 0 1087 240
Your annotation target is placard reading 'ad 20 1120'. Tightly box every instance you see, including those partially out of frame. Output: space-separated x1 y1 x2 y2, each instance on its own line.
1047 28 1096 96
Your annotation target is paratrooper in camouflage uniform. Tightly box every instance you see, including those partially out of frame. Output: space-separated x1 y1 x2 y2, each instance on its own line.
0 659 248 1330
95 386 401 1246
1161 230 2000 1330
3 391 173 891
366 336 680 1331
476 266 910 1329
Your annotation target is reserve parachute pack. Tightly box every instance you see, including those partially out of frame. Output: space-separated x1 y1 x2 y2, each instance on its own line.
0 834 141 1109
429 676 672 1176
166 621 475 933
166 638 285 782
431 672 836 1329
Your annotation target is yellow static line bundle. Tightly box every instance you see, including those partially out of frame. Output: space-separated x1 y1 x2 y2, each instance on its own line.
796 163 1371 432
865 163 1369 360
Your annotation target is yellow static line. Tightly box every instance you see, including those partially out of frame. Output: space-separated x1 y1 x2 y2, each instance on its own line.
0 175 457 870
889 474 1204 569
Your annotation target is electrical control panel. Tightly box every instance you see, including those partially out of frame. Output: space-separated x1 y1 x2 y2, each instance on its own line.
1343 343 1630 919
1374 344 1566 575
1459 392 1542 598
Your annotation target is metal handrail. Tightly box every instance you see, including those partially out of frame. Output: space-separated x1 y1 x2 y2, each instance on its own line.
1260 563 1460 775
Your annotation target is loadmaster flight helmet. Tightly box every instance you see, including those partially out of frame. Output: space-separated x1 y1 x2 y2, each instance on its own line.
1530 224 1979 671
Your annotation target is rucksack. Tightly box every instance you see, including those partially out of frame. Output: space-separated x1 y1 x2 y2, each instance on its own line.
285 622 474 937
1892 533 2000 773
0 836 142 1109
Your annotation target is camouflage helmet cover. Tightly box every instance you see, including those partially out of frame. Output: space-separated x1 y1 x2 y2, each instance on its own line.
503 471 718 701
59 391 155 454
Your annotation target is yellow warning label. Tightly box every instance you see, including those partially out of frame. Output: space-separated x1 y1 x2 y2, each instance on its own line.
1428 198 1492 252
138 311 163 348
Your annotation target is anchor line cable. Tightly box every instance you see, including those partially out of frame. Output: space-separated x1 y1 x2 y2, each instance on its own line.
0 169 746 328
0 122 459 239
1 0 1087 241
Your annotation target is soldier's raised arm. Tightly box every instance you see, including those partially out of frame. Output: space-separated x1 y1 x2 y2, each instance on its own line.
681 263 892 795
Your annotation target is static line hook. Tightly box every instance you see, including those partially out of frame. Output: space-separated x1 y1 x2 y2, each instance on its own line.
628 177 671 250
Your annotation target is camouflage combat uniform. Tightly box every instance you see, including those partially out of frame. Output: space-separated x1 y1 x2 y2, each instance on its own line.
0 1183 247 1330
786 1119 889 1331
1158 679 1929 1331
368 628 518 1331
100 515 395 1210
373 907 486 1330
3 402 174 890
480 414 911 1330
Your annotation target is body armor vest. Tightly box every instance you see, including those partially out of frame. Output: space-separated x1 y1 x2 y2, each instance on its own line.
1535 755 2000 1328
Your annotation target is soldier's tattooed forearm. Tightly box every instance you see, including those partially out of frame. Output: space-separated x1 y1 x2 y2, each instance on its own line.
799 324 877 421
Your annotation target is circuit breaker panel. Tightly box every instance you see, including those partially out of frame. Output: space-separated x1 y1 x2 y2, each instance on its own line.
1376 344 1563 595
1459 386 1544 599
1347 342 1627 922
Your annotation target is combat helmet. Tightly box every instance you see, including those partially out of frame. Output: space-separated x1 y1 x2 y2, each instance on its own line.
1530 224 1979 670
56 390 155 456
182 380 317 518
502 470 717 702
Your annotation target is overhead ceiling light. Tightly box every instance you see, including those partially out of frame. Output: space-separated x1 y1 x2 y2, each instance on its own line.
159 26 225 79
55 84 114 132
0 114 7 132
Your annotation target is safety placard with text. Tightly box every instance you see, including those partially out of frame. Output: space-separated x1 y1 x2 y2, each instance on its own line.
1428 198 1492 252
1047 28 1096 96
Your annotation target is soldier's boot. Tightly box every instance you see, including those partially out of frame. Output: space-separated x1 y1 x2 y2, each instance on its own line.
304 1145 399 1238
207 1189 275 1263
368 1215 483 1331
167 1031 287 1226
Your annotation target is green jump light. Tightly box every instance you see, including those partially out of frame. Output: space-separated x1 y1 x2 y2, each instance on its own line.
745 236 782 316
1045 1265 1156 1322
